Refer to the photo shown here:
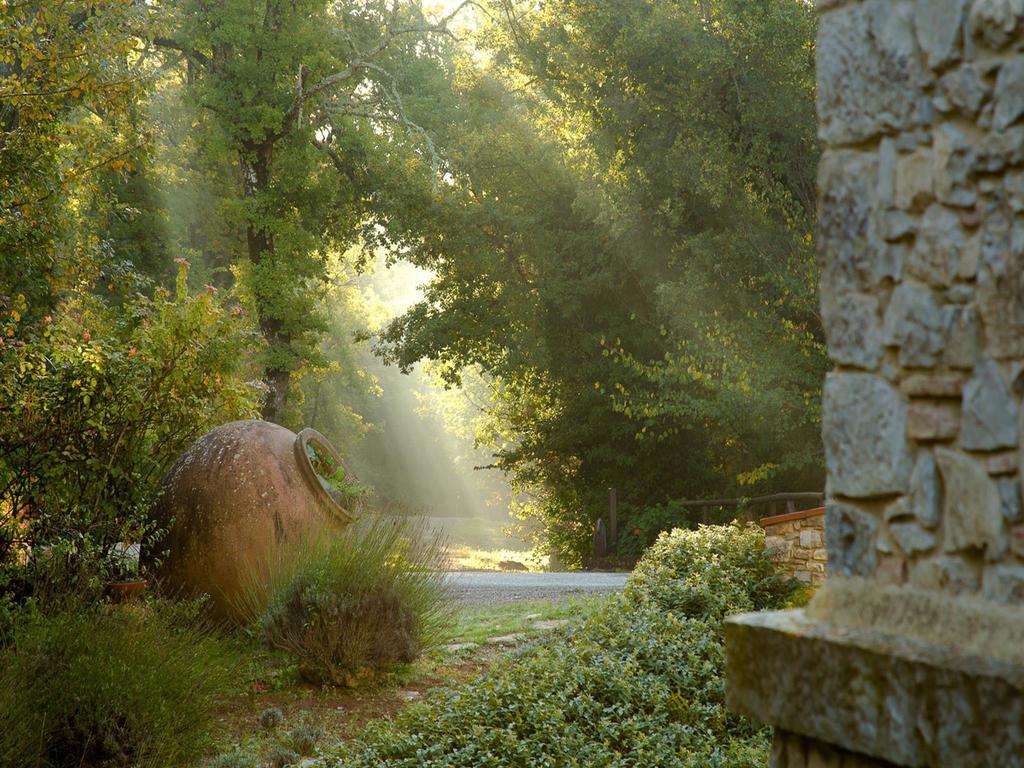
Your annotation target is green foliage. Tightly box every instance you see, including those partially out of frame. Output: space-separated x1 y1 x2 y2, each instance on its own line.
0 261 260 595
625 523 797 624
0 600 235 768
239 517 451 687
614 500 731 561
154 0 458 420
267 747 302 768
376 0 825 562
211 749 261 768
285 717 325 756
0 0 147 321
324 523 793 767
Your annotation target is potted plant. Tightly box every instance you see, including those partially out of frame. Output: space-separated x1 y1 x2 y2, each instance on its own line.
105 543 147 603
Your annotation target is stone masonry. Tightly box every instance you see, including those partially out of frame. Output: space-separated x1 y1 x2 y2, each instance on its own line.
762 508 827 585
726 1 1024 766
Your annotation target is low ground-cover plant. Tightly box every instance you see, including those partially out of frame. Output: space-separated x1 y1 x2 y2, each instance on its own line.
322 523 795 767
239 516 451 687
0 599 235 768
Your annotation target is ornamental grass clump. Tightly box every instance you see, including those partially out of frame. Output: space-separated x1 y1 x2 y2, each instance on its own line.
0 600 234 768
240 516 451 687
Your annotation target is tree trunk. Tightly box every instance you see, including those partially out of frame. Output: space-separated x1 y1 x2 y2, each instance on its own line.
242 140 292 424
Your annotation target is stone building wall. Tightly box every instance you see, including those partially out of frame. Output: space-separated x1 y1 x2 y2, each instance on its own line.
725 1 1024 766
818 0 1024 602
761 508 827 585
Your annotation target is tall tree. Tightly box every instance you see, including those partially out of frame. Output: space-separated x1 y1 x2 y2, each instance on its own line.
150 0 462 421
375 0 826 560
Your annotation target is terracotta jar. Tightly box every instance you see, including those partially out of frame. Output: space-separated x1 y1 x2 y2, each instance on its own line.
148 420 353 622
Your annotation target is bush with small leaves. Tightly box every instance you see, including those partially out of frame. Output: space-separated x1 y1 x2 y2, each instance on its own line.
260 707 285 730
320 523 795 767
286 718 324 756
210 749 259 768
625 522 798 623
267 747 301 768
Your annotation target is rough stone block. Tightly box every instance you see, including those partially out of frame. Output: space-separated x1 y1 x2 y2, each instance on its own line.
999 478 1022 522
936 446 1006 560
1009 524 1024 558
909 555 980 594
823 374 912 498
983 563 1024 602
907 400 960 440
900 373 965 397
882 282 945 368
939 64 991 115
895 148 934 210
961 357 1019 450
910 452 941 528
969 0 1024 50
726 608 1024 768
986 450 1019 475
890 520 938 555
994 57 1024 131
933 123 977 208
977 216 1024 358
817 1 925 145
818 151 882 295
916 0 967 69
826 501 879 578
801 529 824 548
822 292 884 369
941 305 982 369
875 554 909 586
907 204 964 288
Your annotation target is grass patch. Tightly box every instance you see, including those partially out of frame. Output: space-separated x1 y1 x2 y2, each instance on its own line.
0 599 235 768
440 595 600 646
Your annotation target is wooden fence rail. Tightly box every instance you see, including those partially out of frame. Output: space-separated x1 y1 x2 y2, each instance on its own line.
671 491 825 523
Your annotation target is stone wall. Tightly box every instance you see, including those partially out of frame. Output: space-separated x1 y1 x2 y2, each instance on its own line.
771 731 891 768
761 508 827 585
818 0 1024 601
725 1 1024 766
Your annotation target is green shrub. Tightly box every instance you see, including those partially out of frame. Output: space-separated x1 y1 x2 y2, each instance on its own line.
210 749 260 768
625 523 797 623
326 600 768 768
0 259 260 599
323 523 796 768
267 747 302 768
286 717 325 755
0 600 235 768
240 517 451 687
615 499 738 560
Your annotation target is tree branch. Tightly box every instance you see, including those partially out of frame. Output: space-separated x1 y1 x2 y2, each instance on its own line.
152 36 210 68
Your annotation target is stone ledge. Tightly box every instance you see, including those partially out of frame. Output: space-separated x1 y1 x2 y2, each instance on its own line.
725 609 1024 767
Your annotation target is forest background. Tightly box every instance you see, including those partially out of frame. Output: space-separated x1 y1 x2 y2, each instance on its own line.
0 0 824 568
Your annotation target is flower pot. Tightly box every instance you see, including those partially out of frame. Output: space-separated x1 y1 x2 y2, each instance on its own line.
107 579 147 603
146 420 354 622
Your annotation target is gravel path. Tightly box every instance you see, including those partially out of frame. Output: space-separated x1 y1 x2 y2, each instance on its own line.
446 571 630 604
